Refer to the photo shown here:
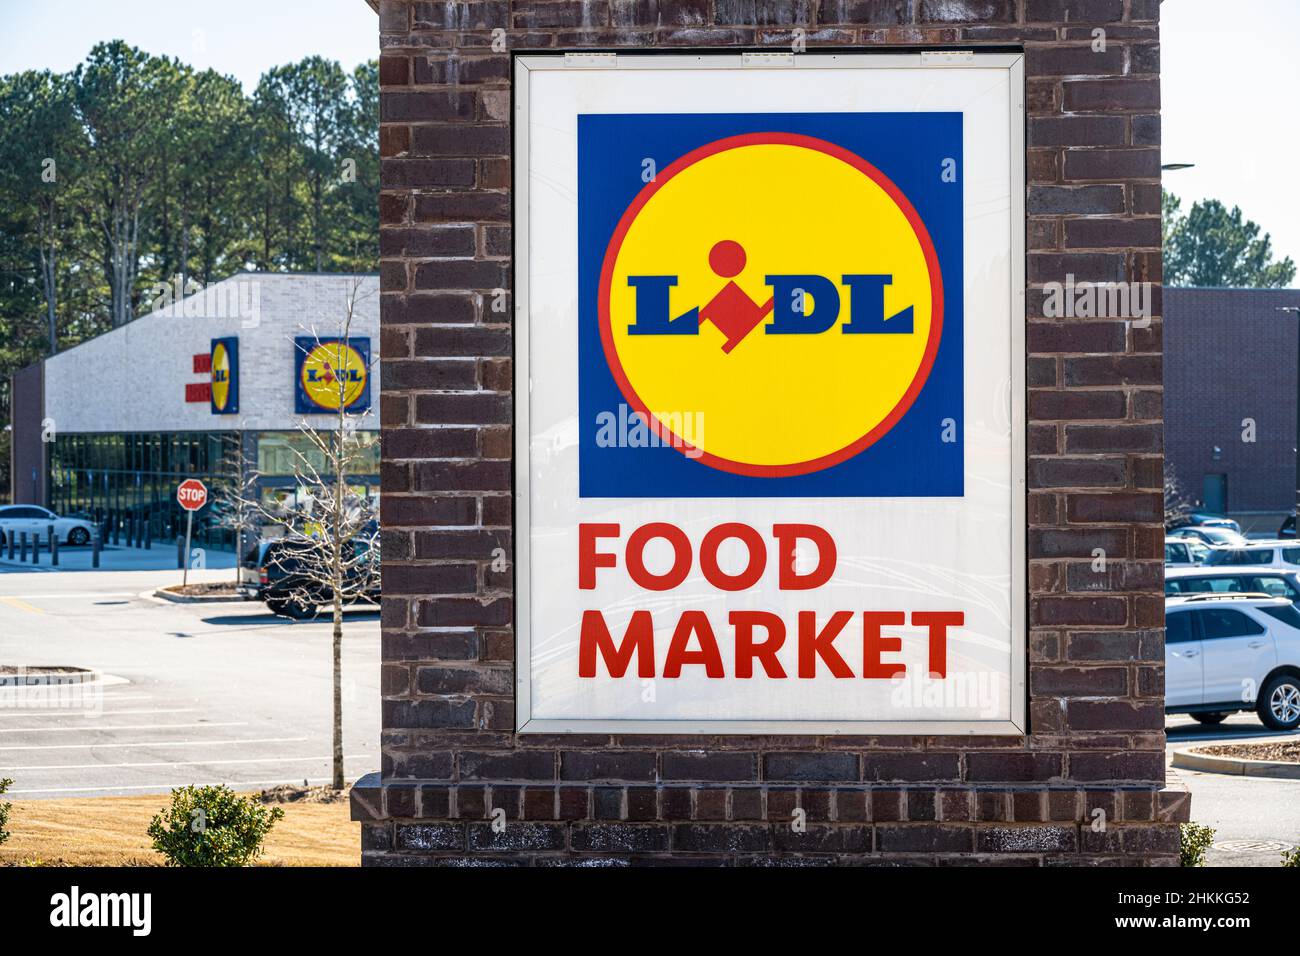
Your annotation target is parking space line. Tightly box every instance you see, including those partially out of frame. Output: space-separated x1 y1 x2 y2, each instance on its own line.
0 695 158 703
0 735 310 753
0 721 248 734
0 592 137 600
9 773 371 795
6 752 373 771
0 596 44 614
0 708 198 718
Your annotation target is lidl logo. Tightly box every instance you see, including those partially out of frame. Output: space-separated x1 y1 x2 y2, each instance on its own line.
579 114 964 497
294 337 371 414
210 337 239 415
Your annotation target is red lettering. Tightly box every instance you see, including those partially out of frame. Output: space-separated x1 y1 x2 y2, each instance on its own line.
699 523 766 591
773 523 837 590
626 522 692 590
912 611 962 678
578 523 620 590
578 609 654 677
730 611 787 678
663 611 724 677
797 610 854 678
862 611 906 679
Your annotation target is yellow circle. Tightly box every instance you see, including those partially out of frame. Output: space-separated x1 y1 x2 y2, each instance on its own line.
301 342 367 410
211 342 231 411
606 140 935 472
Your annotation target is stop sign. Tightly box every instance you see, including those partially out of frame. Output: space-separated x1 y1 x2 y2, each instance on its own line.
176 478 208 512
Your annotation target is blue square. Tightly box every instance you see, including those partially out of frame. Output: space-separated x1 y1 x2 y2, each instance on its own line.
578 112 964 498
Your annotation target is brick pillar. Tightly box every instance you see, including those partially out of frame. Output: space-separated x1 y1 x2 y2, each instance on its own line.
357 0 1190 865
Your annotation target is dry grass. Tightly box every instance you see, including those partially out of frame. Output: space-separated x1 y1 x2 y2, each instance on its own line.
0 795 359 867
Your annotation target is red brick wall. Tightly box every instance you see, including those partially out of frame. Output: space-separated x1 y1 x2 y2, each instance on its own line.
8 362 46 506
357 0 1190 865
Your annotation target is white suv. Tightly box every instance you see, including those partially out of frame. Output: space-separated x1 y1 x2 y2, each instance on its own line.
1165 593 1300 730
1164 536 1209 567
1201 542 1300 571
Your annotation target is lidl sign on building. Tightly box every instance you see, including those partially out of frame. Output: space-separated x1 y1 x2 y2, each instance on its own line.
516 53 1026 733
295 337 371 414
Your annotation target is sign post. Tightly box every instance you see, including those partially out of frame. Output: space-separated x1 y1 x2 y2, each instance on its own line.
176 479 208 587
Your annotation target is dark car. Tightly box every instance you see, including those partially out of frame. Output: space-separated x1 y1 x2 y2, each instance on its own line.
240 536 380 619
1280 512 1297 539
1170 512 1241 533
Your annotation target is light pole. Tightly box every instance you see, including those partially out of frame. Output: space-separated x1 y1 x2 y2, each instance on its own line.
1280 306 1300 536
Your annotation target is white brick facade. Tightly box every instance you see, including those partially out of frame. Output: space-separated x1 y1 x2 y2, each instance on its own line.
44 273 380 434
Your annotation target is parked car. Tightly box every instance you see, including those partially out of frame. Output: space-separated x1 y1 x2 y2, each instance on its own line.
1165 566 1300 602
1164 536 1209 567
239 536 380 619
0 504 95 546
1172 513 1242 534
1167 525 1248 548
1279 512 1298 539
1202 542 1300 570
1165 592 1300 730
238 540 275 598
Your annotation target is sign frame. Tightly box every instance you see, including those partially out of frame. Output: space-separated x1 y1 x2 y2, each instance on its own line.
210 336 239 415
513 50 1027 736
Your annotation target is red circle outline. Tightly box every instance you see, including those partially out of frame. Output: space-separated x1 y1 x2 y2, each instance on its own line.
597 131 946 478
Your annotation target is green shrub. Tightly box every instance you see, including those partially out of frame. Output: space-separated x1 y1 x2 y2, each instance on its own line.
1283 845 1300 868
1180 822 1216 867
147 784 284 867
0 777 12 846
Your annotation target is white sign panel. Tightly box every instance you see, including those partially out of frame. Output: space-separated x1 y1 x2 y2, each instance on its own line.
515 52 1026 734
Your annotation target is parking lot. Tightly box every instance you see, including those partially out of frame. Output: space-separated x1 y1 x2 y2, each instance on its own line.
1166 713 1300 866
0 557 379 798
1 543 1296 864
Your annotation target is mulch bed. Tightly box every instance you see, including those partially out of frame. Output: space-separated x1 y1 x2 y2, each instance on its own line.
258 784 351 804
1195 741 1300 762
165 581 240 597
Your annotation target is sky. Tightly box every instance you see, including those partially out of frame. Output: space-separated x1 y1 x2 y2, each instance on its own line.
1162 0 1300 269
0 0 378 91
0 0 1297 268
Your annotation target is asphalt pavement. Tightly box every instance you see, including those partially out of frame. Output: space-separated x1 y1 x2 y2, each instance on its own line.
0 556 379 798
1166 713 1300 867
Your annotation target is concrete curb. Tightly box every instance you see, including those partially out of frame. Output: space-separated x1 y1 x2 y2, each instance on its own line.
1172 747 1300 779
0 666 101 687
152 586 245 605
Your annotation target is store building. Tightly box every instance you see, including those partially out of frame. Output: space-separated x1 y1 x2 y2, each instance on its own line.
7 273 380 550
1164 287 1300 534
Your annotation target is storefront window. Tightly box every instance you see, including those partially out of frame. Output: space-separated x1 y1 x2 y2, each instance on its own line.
48 431 242 549
256 431 380 477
